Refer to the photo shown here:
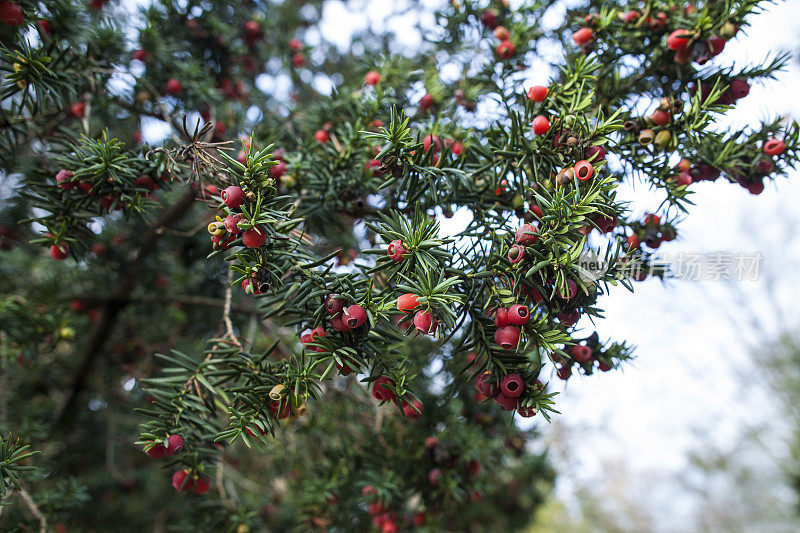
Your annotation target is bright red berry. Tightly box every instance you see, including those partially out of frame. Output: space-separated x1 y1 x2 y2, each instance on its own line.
314 129 330 143
666 29 691 50
288 38 303 51
221 185 244 208
364 70 381 86
397 292 419 311
419 93 434 112
763 138 785 156
497 39 515 59
423 134 441 153
270 161 287 179
242 227 266 248
475 371 500 397
572 28 594 46
325 294 346 315
413 309 436 335
244 20 260 35
495 326 520 350
531 115 550 135
493 26 510 40
402 399 423 418
585 145 606 162
507 304 530 325
574 160 594 181
527 85 548 102
571 345 592 363
387 239 407 261
343 304 367 329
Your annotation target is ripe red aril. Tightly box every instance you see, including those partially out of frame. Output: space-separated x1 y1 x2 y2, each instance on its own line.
364 70 381 86
166 434 184 455
343 304 367 328
165 78 183 95
508 304 530 325
572 28 594 46
531 115 550 135
527 85 548 102
242 227 266 248
763 138 785 156
495 325 520 349
372 376 395 401
497 39 515 59
574 160 594 181
515 224 538 245
413 309 436 334
667 29 691 50
221 185 244 208
387 239 408 261
500 374 524 397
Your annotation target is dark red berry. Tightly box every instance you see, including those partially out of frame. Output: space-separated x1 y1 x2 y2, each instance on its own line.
500 374 524 398
508 304 530 325
413 310 436 335
241 227 266 248
221 186 244 208
494 393 517 411
343 304 367 329
372 376 395 402
515 224 538 245
166 434 184 455
495 326 520 350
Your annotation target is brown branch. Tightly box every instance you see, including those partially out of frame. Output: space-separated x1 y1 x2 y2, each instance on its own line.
53 188 197 429
17 488 47 533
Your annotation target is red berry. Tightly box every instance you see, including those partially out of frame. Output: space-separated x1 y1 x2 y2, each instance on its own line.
413 512 426 526
651 109 671 126
558 279 578 300
572 28 594 46
343 304 367 329
497 39 515 59
145 443 167 459
598 361 612 372
666 29 691 51
292 53 306 67
531 115 550 135
763 138 785 156
193 475 210 494
402 399 423 418
325 294 346 315
50 243 69 260
708 35 726 56
165 78 183 95
132 49 148 61
622 10 639 23
423 134 441 153
413 309 436 335
244 20 260 35
557 365 572 380
314 129 330 143
241 278 261 295
70 102 86 118
242 227 266 248
515 224 538 245
270 161 287 179
172 470 193 492
495 326 520 350
571 345 592 363
508 244 525 263
574 160 594 181
330 314 351 332
288 38 303 51
475 371 500 397
0 2 24 26
728 79 750 101
56 169 75 190
494 393 517 410
372 376 395 402
221 185 244 208
527 85 548 102
676 172 693 186
626 234 640 250
364 70 381 86
500 374 524 397
494 307 510 327
480 9 498 29
585 145 606 162
428 468 442 485
166 434 184 455
37 19 51 36
493 26 510 40
135 175 158 191
224 214 243 234
508 304 530 326
419 93 434 112
387 239 407 261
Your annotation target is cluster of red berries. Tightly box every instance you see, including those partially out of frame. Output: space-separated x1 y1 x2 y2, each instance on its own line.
555 335 614 380
493 25 515 59
48 169 165 259
207 184 268 259
300 326 327 353
474 371 539 417
171 469 210 494
288 37 306 67
625 213 674 252
324 294 369 334
395 293 439 336
362 485 400 533
689 77 749 106
144 434 184 459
